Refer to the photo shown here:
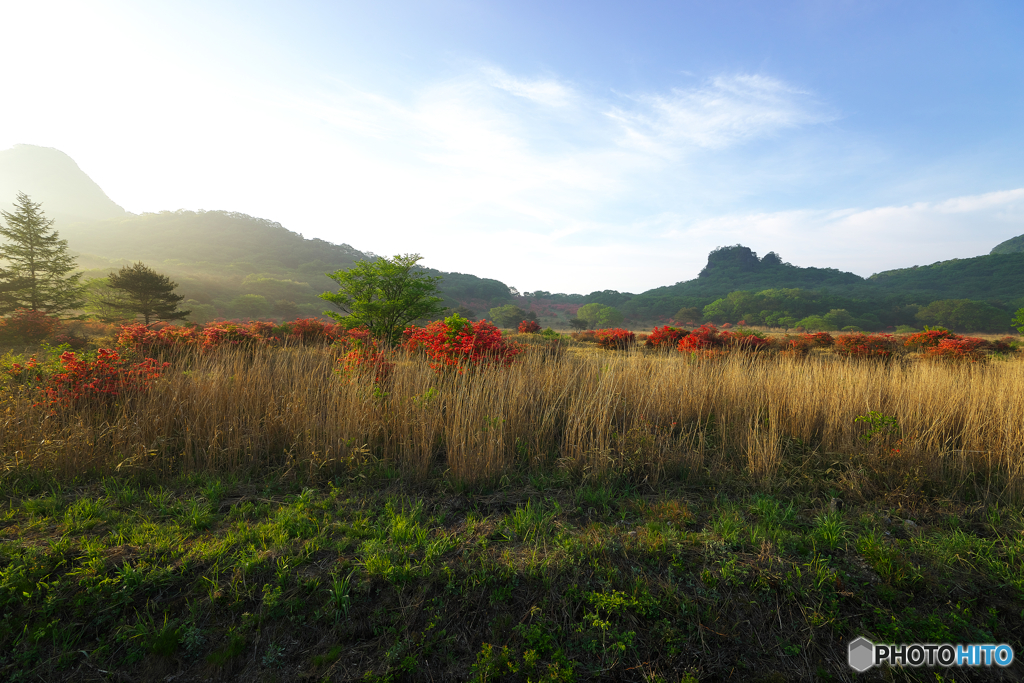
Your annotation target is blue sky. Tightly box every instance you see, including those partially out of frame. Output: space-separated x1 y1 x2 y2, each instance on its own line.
1 0 1022 292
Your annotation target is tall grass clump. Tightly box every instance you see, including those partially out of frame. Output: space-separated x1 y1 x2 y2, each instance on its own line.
1 343 1023 501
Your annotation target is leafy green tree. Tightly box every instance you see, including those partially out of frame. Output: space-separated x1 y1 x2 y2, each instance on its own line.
673 306 702 323
577 303 624 328
321 253 445 344
0 193 84 316
489 304 535 328
101 262 191 324
568 317 589 331
823 309 854 330
1013 308 1024 334
230 294 270 320
795 315 828 331
916 299 1010 332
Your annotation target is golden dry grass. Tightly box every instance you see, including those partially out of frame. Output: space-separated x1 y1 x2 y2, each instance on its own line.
2 344 1023 501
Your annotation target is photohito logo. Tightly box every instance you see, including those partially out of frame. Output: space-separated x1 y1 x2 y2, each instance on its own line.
848 637 1015 671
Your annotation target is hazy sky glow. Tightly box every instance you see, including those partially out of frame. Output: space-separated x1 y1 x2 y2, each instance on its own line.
2 0 1022 292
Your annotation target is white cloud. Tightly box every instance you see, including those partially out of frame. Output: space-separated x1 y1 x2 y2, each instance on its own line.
5 5 1014 295
606 74 832 153
482 67 575 107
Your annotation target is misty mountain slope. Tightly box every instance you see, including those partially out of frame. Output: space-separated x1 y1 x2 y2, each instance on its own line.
0 145 126 224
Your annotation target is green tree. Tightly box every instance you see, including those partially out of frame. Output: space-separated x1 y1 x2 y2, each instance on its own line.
231 294 270 320
1013 308 1024 334
101 262 191 325
489 304 534 328
823 309 854 330
577 303 624 328
673 306 702 323
320 253 445 344
916 299 1010 332
795 315 828 331
0 193 84 316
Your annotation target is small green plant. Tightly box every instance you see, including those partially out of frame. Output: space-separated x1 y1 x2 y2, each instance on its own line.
813 510 849 551
854 411 899 444
328 571 353 619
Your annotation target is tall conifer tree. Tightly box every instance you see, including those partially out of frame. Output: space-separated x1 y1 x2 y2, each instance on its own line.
102 262 191 325
0 193 84 316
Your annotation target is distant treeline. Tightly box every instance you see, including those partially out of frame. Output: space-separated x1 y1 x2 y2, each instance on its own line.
62 212 1024 331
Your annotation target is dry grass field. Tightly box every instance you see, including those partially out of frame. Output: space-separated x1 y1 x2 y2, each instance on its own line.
1 338 1022 681
3 342 1023 502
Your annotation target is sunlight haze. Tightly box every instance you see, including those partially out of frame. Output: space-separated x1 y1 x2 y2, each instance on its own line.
1 0 1022 293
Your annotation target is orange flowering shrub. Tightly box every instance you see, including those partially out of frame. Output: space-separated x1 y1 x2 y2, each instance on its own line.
0 309 61 344
677 325 727 352
37 349 168 409
336 327 393 384
903 329 958 350
646 325 686 349
593 328 636 350
404 314 520 372
833 333 900 359
518 320 541 334
925 337 987 362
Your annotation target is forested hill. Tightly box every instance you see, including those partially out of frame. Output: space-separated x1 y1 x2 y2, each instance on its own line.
63 210 514 322
865 252 1024 302
991 233 1024 255
619 246 866 319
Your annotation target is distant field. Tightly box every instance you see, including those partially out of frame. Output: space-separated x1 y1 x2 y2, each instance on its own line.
1 337 1022 681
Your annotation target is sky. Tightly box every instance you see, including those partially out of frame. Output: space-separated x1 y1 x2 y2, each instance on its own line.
1 0 1023 294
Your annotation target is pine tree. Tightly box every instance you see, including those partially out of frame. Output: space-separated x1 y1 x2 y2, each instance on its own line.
102 262 191 325
0 193 85 316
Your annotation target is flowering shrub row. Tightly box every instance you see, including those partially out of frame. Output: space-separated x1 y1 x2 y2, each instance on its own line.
832 333 901 359
404 314 521 372
567 322 1018 363
116 318 346 355
5 349 169 409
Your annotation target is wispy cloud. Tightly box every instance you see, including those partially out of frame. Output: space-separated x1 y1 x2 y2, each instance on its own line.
606 74 833 153
482 66 575 107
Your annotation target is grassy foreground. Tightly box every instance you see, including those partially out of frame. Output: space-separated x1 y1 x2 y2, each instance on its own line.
1 465 1022 682
1 341 1023 681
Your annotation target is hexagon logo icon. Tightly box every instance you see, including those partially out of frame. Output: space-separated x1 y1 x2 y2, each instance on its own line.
848 637 875 672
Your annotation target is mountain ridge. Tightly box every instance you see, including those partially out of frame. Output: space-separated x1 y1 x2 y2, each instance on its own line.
1 144 1022 325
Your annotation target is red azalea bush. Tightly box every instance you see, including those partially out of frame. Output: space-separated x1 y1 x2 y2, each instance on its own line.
197 321 270 352
594 328 636 350
273 317 343 344
803 332 835 348
336 327 393 384
116 323 202 355
985 336 1019 353
404 314 520 372
116 318 347 355
678 324 728 352
571 330 599 343
925 337 987 362
518 320 541 334
833 333 900 359
723 328 772 351
40 348 169 409
903 329 959 350
646 325 687 350
0 309 62 344
781 332 835 356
